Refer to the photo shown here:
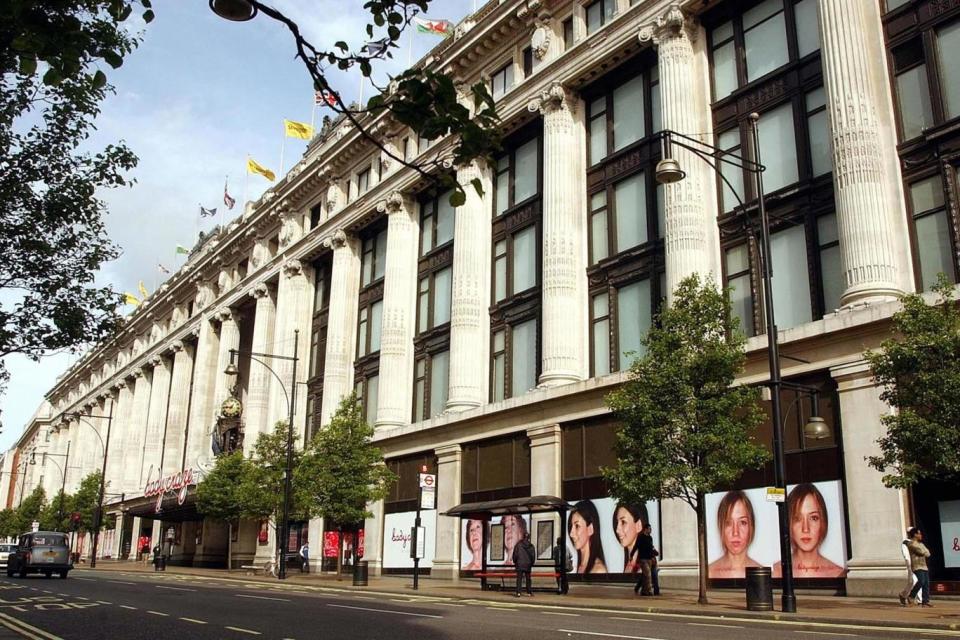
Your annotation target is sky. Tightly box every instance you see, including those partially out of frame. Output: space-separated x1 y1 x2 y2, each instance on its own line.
0 0 477 452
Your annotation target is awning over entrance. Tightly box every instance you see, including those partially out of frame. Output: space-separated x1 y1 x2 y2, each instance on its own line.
443 495 572 519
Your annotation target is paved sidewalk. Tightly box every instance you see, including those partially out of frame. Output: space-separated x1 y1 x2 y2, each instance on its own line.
78 560 960 632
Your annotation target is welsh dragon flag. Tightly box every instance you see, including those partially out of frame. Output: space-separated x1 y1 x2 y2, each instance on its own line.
414 17 453 37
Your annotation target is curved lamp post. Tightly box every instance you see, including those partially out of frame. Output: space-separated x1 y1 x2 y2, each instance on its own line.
61 406 113 569
223 329 299 580
208 0 258 21
654 115 831 613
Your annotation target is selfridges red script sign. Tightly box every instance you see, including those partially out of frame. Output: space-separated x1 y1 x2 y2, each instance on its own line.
144 469 196 512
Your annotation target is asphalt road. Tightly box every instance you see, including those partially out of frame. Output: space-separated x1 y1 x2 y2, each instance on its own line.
0 570 950 640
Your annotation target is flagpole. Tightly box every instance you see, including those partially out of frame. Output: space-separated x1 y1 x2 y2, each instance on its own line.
243 155 250 211
310 98 317 132
280 125 287 177
153 255 159 290
359 72 365 107
407 28 414 67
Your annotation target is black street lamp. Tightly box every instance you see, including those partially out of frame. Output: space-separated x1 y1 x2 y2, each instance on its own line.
62 405 113 569
224 329 299 580
39 441 71 530
209 0 258 22
655 116 831 613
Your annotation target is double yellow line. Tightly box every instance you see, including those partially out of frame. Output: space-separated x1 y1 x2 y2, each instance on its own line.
0 612 63 640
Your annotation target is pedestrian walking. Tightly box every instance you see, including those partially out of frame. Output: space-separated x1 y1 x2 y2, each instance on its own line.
152 544 163 572
552 536 571 592
903 527 932 607
299 542 310 574
513 531 536 597
899 533 920 606
651 540 661 596
632 524 655 596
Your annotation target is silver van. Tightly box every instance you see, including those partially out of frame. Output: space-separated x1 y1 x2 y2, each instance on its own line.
6 532 71 579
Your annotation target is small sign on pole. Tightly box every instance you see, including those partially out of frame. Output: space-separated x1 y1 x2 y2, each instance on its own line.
766 487 786 503
409 526 426 560
418 473 436 489
420 487 436 510
31 521 39 533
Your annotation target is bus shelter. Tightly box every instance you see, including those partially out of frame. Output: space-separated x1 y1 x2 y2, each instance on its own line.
443 495 571 594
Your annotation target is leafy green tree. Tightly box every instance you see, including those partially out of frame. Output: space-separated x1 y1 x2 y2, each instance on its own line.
866 274 960 488
70 471 102 533
39 490 71 532
603 275 768 605
298 395 395 572
239 422 308 526
0 509 17 538
0 1 154 403
196 450 250 523
13 486 46 534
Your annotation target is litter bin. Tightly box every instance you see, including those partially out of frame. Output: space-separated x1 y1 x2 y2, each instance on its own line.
353 560 368 587
745 567 773 611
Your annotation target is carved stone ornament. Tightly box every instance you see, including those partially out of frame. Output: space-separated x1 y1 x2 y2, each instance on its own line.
531 20 551 60
376 190 406 214
249 282 270 299
217 270 231 293
454 19 475 39
150 356 163 368
170 340 185 353
527 81 575 115
638 2 695 46
251 239 269 269
321 228 348 250
326 182 341 212
215 307 235 324
283 259 304 278
517 0 542 21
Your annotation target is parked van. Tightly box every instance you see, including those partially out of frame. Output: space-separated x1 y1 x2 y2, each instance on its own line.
6 532 71 579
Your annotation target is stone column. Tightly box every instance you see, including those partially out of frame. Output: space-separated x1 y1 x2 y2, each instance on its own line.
319 230 361 424
818 0 904 305
527 425 561 562
162 340 194 475
141 355 171 487
447 161 492 411
832 360 906 596
269 260 314 440
639 5 721 300
361 499 384 576
106 381 133 493
124 368 153 492
527 83 587 386
184 317 220 470
431 444 463 580
656 498 699 589
375 192 419 428
212 307 241 433
244 282 277 456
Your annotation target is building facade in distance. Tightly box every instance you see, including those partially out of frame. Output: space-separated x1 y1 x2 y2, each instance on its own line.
6 0 960 596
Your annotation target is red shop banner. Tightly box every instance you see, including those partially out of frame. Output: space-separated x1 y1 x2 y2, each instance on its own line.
323 531 340 558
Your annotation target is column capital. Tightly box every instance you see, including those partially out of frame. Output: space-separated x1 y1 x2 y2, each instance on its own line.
526 423 561 446
830 359 874 390
149 355 163 368
133 368 145 379
282 259 304 278
527 81 576 116
638 3 697 46
215 307 236 324
321 228 350 250
249 281 273 299
376 190 410 215
435 443 462 462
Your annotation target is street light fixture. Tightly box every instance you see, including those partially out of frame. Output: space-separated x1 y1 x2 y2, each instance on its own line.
208 0 258 22
223 329 300 580
654 115 832 614
40 443 71 531
61 406 113 569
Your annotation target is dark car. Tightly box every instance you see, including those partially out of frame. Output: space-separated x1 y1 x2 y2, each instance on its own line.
6 532 71 579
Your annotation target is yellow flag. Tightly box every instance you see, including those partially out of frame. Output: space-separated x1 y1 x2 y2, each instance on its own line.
247 157 276 181
138 281 149 299
123 293 141 306
283 119 314 140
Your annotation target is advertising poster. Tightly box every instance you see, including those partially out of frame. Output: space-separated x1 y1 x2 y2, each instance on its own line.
383 510 436 569
459 498 659 574
938 500 960 569
705 480 847 579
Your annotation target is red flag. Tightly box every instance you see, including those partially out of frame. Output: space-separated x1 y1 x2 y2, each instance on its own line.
315 90 338 106
224 181 236 210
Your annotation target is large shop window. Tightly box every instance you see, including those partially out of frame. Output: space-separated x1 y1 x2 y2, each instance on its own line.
385 452 438 514
710 0 820 101
461 433 530 504
355 222 387 425
306 256 332 441
585 57 665 377
561 419 617 501
414 188 455 421
383 452 438 574
491 128 542 401
709 0 835 333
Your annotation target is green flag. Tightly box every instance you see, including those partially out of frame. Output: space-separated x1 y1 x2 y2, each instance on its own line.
176 244 189 255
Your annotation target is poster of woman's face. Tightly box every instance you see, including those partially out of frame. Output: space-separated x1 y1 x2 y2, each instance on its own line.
459 515 530 568
564 497 660 575
462 519 485 570
706 481 848 579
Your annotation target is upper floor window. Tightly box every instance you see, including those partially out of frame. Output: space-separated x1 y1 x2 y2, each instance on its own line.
361 227 388 287
491 62 514 100
420 190 455 256
710 0 820 102
494 137 540 217
586 0 616 35
563 17 574 49
908 174 957 290
588 68 661 165
356 166 371 195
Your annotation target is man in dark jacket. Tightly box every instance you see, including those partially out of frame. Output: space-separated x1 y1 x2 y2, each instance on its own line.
513 531 536 597
632 524 655 596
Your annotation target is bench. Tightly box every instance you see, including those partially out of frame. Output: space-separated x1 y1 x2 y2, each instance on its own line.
475 569 565 593
240 564 263 575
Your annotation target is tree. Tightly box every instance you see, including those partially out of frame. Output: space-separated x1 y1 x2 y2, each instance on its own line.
866 274 960 488
218 1 501 207
70 471 103 533
39 489 70 532
298 394 395 573
196 450 249 523
239 421 309 526
0 1 154 404
13 486 46 534
0 509 17 538
603 275 768 605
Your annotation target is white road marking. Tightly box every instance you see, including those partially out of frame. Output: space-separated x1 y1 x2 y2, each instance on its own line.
0 612 64 640
542 611 580 617
689 623 744 629
108 580 135 585
327 603 442 619
119 605 137 610
794 633 857 637
96 601 112 605
432 602 465 607
610 617 651 623
147 610 169 617
180 617 208 625
487 607 518 611
73 577 94 581
225 626 261 635
236 594 290 602
156 586 195 592
557 631 666 640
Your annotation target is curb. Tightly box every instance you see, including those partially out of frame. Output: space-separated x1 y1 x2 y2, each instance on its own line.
75 564 959 632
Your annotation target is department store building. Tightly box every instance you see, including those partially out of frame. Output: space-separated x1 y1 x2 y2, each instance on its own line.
8 0 960 596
